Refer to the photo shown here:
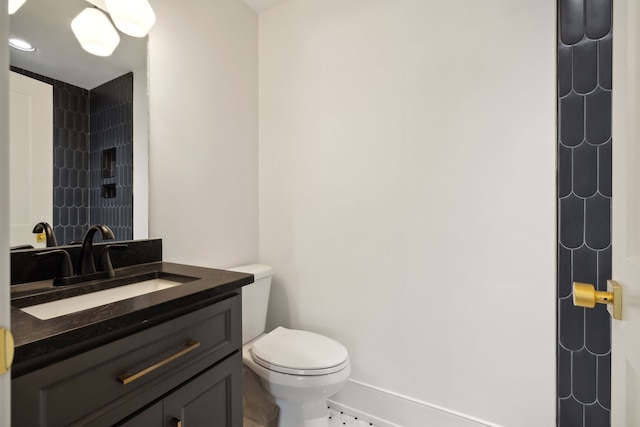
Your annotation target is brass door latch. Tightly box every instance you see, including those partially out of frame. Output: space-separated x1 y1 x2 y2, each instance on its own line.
573 280 622 320
0 328 14 375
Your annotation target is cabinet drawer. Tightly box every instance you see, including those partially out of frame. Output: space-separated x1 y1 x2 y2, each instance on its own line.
12 294 241 427
115 352 243 427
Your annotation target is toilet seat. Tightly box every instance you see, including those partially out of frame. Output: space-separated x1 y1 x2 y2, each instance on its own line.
250 327 349 376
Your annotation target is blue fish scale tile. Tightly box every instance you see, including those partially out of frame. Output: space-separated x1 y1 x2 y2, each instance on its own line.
68 169 77 189
585 305 610 355
597 247 612 290
10 66 134 244
58 126 69 149
54 107 64 128
89 72 134 241
54 188 64 208
560 92 585 147
558 0 612 424
52 168 60 188
60 168 69 188
573 142 598 197
64 150 74 169
69 131 78 150
585 0 612 39
560 298 585 351
64 110 74 131
558 345 572 399
585 402 611 427
74 189 83 208
560 0 585 45
573 40 598 94
572 245 598 286
585 194 611 250
597 353 612 409
585 88 612 145
560 194 585 249
573 348 598 404
558 45 572 97
559 145 573 197
599 36 612 90
598 141 612 197
74 150 83 170
559 396 585 426
54 147 65 169
558 244 573 298
64 188 73 209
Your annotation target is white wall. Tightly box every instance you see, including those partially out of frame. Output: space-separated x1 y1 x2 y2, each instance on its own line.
0 0 10 422
133 63 149 240
258 1 556 426
148 0 258 268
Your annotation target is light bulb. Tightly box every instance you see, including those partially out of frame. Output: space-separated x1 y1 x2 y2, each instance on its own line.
71 8 120 57
105 0 156 38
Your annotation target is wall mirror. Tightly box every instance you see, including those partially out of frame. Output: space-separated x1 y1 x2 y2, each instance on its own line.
9 0 149 248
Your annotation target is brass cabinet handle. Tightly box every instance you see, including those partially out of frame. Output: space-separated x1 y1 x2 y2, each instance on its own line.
573 280 622 320
173 419 182 427
118 340 201 385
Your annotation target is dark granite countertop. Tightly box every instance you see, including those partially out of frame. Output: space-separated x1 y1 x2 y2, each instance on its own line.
10 261 253 377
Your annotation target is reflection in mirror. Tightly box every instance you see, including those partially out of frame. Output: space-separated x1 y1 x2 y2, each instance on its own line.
8 0 149 247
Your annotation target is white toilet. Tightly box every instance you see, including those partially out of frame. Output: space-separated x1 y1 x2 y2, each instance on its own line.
228 264 350 427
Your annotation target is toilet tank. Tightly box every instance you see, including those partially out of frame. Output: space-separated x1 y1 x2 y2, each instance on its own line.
227 264 273 344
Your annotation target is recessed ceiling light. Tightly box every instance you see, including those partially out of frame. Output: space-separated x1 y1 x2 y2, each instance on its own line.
9 38 35 52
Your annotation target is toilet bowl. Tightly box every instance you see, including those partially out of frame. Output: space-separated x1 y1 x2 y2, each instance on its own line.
228 264 350 427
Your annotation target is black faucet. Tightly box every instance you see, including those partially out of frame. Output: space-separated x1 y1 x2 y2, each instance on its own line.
99 243 128 277
32 222 58 247
79 225 115 275
34 250 74 281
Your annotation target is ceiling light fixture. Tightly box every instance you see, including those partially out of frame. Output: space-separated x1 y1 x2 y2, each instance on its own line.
8 38 35 52
71 8 120 57
8 0 27 15
105 0 156 38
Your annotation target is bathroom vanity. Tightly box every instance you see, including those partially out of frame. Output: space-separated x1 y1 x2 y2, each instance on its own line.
9 248 252 427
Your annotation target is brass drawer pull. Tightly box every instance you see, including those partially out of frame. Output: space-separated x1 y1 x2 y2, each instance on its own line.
118 340 201 385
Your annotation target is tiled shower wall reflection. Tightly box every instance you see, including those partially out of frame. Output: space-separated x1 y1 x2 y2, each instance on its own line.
558 0 612 425
89 73 134 242
11 66 90 245
10 67 134 244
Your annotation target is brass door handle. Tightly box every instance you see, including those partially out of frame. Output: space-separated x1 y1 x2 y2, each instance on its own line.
118 340 201 385
0 328 15 375
573 280 622 320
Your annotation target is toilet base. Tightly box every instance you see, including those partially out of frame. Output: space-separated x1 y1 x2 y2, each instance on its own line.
275 398 330 427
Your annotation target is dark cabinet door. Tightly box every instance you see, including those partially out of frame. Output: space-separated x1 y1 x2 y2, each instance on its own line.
164 352 242 427
12 296 241 427
117 402 163 426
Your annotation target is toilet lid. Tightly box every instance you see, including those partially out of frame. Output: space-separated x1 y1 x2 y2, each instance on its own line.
251 327 349 376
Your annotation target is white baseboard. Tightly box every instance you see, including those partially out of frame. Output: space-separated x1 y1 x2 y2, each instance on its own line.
327 379 503 427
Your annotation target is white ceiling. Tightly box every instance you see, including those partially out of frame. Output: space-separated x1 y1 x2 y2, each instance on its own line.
9 0 147 89
242 0 289 13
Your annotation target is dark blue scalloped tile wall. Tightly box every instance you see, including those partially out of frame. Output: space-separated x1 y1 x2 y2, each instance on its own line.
558 0 612 425
10 66 90 245
89 73 134 241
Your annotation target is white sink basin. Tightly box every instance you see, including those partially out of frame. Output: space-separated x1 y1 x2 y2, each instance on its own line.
21 278 183 320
